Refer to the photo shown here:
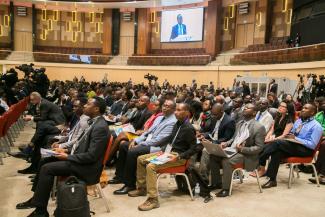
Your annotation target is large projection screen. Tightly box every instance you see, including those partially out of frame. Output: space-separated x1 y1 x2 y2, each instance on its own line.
160 7 204 43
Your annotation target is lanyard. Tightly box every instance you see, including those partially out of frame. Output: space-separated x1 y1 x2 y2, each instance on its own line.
294 118 313 136
170 123 183 146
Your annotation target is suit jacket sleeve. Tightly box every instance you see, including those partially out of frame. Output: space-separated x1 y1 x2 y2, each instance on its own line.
179 127 197 159
241 124 266 155
33 103 50 122
139 123 174 147
214 119 236 144
67 125 108 165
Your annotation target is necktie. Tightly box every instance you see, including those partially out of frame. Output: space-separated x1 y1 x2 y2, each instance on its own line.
71 118 97 154
231 122 248 148
256 112 262 121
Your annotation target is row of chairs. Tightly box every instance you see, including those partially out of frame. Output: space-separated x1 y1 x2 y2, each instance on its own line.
163 139 322 202
231 44 325 65
150 48 207 56
127 55 211 66
35 46 103 55
243 37 289 52
0 97 29 165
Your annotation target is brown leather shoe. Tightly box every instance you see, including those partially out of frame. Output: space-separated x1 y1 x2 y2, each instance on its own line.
128 189 147 197
138 197 160 211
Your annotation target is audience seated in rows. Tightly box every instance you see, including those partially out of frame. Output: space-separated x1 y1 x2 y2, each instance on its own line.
0 76 323 217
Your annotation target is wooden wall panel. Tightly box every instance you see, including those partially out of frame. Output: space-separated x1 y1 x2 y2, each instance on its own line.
103 9 112 54
14 6 33 51
205 0 217 56
136 8 151 55
205 0 222 56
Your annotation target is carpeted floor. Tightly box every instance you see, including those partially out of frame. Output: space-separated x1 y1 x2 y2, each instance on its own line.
0 124 324 217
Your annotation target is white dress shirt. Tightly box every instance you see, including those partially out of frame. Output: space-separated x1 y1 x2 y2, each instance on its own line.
255 110 273 132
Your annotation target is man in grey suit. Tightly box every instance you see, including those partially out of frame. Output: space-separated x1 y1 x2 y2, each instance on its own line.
16 97 109 217
208 103 266 197
111 99 177 194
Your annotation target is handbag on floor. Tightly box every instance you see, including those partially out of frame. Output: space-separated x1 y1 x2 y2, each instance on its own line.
54 176 91 217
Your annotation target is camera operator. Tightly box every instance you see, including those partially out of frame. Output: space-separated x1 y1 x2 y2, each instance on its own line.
15 64 50 98
144 73 158 86
316 75 325 98
0 68 19 106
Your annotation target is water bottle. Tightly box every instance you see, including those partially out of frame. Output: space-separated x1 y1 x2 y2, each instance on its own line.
194 183 200 198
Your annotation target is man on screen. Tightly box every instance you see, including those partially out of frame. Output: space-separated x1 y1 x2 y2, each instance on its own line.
170 14 187 40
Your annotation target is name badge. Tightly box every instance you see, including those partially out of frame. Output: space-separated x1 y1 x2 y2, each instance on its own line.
165 144 172 154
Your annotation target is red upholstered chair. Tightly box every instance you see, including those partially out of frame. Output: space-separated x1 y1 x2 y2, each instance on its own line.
0 115 9 165
229 163 263 196
283 139 323 189
156 160 194 200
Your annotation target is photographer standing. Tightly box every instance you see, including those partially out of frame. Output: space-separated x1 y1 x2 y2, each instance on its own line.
316 75 325 98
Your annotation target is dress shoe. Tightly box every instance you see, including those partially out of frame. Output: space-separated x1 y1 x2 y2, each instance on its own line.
113 185 135 195
208 183 222 190
27 208 49 217
262 180 277 189
29 175 36 179
308 178 325 185
128 189 147 197
19 146 33 155
108 178 122 184
8 152 29 160
16 198 35 209
216 189 229 197
18 167 37 174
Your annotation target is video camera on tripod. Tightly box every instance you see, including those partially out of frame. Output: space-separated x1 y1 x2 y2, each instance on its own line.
144 73 158 85
14 63 49 97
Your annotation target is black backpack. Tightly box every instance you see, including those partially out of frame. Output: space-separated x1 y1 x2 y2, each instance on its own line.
175 167 211 198
54 176 91 217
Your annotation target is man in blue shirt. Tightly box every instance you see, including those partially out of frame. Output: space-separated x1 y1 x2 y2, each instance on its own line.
260 103 323 188
170 14 187 40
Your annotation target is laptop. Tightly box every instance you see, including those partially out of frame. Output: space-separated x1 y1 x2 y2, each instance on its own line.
202 141 237 158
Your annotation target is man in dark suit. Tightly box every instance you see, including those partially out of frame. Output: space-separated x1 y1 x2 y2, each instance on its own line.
170 14 187 40
206 103 266 197
24 92 65 125
16 96 109 217
15 92 66 174
198 103 236 186
124 96 152 131
242 81 251 97
268 79 278 95
109 90 125 116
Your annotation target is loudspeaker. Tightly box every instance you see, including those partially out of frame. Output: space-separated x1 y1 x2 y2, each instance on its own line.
134 9 138 55
111 9 120 55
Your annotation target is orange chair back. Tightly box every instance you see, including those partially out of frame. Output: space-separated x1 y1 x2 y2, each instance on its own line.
102 135 114 166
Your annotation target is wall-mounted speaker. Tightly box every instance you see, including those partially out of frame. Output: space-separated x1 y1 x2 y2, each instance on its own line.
111 9 120 55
